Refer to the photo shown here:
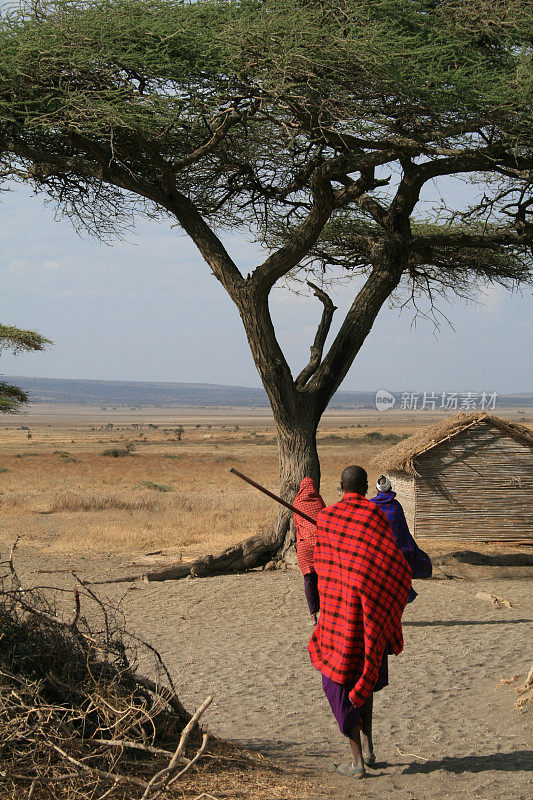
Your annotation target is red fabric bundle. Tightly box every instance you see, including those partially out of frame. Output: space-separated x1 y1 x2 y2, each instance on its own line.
293 478 325 575
308 492 411 707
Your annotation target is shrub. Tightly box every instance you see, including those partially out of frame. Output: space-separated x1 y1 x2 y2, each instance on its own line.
359 431 408 444
103 444 134 457
136 480 174 492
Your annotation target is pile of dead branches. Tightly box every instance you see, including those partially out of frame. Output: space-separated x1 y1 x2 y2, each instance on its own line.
0 545 211 800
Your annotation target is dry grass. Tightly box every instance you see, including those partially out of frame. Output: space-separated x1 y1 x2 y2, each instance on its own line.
1 427 275 555
0 409 530 557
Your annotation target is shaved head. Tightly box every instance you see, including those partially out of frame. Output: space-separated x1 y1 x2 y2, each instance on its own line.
341 465 368 495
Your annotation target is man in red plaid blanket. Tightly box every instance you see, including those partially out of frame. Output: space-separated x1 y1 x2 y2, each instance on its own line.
293 477 325 622
308 465 411 779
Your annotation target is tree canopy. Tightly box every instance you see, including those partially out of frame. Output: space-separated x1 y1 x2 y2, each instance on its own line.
0 325 52 412
0 0 531 503
1 0 531 401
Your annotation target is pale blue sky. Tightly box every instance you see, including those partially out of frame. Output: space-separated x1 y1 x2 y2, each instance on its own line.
1 178 532 394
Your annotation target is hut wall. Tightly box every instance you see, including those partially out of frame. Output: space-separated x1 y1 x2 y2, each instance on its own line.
414 424 533 541
389 472 416 532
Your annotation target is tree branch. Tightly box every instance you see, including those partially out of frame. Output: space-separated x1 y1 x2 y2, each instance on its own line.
411 230 531 251
295 282 337 389
306 265 404 411
5 135 245 300
251 158 393 294
173 105 252 171
333 170 391 214
163 189 244 299
251 163 335 293
290 108 481 158
413 148 533 184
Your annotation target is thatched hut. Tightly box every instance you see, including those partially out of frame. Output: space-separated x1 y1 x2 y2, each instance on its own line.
371 413 533 542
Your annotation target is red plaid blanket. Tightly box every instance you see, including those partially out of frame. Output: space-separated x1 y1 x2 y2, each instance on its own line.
308 492 411 707
293 478 325 575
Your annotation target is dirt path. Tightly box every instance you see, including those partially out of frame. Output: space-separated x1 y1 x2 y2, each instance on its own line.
10 550 533 800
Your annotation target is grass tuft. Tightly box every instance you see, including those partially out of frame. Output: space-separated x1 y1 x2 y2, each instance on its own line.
359 431 409 444
50 491 159 512
103 446 134 458
135 480 174 492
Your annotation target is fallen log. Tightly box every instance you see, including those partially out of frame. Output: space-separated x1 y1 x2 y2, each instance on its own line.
143 468 309 582
143 525 285 582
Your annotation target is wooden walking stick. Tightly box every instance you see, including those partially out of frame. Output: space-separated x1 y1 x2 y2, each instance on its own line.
229 468 317 525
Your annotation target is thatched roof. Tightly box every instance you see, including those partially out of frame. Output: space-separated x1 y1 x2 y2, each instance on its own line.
371 413 533 475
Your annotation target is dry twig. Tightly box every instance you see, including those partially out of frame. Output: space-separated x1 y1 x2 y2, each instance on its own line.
0 550 208 800
395 745 429 762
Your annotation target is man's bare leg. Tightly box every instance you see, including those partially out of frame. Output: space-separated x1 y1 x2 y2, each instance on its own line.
346 724 365 771
360 694 375 763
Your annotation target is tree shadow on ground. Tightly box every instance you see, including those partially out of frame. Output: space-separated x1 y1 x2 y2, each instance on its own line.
434 551 533 568
402 750 532 775
404 619 533 627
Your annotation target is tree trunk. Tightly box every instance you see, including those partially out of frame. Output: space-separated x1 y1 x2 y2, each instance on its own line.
144 403 320 582
274 410 320 563
143 265 403 583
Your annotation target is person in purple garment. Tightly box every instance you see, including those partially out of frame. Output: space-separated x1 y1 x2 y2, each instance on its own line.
370 475 432 602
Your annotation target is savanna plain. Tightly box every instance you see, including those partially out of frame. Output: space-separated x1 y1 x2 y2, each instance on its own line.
1 406 532 799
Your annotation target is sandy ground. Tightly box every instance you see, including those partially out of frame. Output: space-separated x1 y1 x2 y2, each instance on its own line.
9 548 533 800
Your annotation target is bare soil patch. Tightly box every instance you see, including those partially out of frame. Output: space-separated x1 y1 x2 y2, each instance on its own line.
1 409 531 798
6 546 533 800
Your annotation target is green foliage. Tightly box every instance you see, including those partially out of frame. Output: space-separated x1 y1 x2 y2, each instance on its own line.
2 1 529 129
102 445 134 457
0 324 52 354
135 479 174 492
0 382 28 413
309 214 532 302
359 431 408 444
0 325 52 413
0 0 531 424
1 1 529 261
225 0 532 125
0 0 239 152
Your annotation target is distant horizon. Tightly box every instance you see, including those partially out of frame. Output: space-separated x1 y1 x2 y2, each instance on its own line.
2 181 532 396
6 374 532 396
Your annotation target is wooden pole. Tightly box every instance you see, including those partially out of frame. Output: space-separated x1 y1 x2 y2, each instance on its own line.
229 468 317 525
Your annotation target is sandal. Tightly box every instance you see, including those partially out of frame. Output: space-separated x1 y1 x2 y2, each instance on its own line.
362 751 376 767
332 762 366 780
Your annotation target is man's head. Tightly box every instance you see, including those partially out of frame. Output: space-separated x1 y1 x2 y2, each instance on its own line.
376 474 392 493
340 465 368 496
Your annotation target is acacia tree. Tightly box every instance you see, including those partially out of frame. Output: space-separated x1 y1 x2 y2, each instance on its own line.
0 0 531 571
0 325 52 412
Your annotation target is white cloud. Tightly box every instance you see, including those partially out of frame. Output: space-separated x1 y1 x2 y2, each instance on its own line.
43 260 60 271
